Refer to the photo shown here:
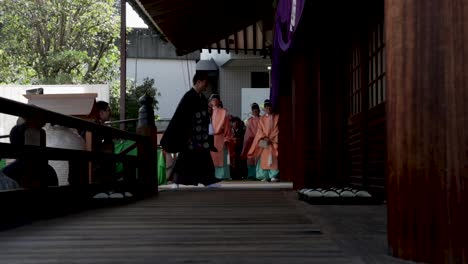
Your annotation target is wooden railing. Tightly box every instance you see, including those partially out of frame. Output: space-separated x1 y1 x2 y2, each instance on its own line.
0 95 158 214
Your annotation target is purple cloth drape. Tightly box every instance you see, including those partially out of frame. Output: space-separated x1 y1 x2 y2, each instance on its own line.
270 0 305 109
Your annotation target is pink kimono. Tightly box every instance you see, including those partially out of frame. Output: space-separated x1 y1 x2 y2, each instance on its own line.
210 107 232 167
248 114 279 172
241 116 260 166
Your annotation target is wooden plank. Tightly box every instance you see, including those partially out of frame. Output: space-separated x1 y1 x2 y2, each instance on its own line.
0 190 361 263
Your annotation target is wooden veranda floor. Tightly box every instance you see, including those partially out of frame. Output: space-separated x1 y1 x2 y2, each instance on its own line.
0 183 412 264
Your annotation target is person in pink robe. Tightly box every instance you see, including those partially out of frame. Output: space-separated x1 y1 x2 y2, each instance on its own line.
240 103 261 180
209 94 232 180
248 99 279 182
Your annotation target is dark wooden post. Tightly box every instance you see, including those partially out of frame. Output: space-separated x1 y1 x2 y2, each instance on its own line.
290 55 308 189
291 50 319 188
278 95 293 183
85 132 95 184
119 0 127 131
136 94 158 196
23 124 48 189
386 0 468 262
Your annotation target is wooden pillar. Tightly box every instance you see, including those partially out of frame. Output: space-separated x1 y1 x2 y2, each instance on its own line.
386 0 468 262
291 55 307 189
278 95 293 183
318 42 349 187
119 0 127 130
136 94 158 196
291 49 320 188
85 132 95 184
329 54 349 187
23 124 48 189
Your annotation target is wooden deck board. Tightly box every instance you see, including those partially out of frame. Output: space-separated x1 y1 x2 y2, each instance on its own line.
0 189 367 263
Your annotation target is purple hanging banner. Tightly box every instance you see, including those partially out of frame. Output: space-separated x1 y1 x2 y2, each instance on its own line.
270 0 305 109
275 0 305 51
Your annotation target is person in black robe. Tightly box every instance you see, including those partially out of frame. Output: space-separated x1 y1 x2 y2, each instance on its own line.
160 72 220 187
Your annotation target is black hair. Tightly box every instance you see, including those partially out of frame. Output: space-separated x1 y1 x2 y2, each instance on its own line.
251 103 260 111
209 94 220 101
95 101 109 111
193 71 209 85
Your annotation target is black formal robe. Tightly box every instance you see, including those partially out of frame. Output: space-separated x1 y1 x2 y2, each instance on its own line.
160 88 219 186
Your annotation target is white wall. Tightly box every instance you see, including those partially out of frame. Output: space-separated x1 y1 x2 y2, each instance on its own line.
0 84 109 143
241 88 270 120
127 58 197 119
219 65 270 118
200 49 231 66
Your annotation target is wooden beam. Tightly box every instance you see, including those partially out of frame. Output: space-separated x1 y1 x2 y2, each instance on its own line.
243 28 248 54
386 0 468 262
262 20 266 56
225 37 230 54
234 31 239 54
253 23 257 55
119 0 126 131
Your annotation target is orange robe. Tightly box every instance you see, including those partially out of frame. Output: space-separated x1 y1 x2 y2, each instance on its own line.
248 114 279 170
210 107 232 167
241 116 260 166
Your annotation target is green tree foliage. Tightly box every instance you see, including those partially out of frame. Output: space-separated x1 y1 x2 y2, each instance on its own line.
0 0 120 84
109 78 161 131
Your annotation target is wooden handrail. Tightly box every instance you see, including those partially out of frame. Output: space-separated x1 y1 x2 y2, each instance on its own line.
0 143 139 163
117 142 138 156
105 118 141 125
0 97 141 141
0 94 158 198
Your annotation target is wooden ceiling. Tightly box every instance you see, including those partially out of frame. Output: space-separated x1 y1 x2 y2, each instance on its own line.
128 0 274 56
204 19 273 56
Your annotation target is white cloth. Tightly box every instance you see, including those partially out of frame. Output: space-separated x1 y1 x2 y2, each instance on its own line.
208 123 214 135
0 171 20 190
44 124 86 186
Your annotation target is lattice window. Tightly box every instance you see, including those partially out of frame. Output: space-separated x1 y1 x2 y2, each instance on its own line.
368 22 386 108
349 46 362 116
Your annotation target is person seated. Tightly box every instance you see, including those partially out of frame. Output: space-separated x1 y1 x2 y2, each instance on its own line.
1 117 58 188
85 101 132 199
